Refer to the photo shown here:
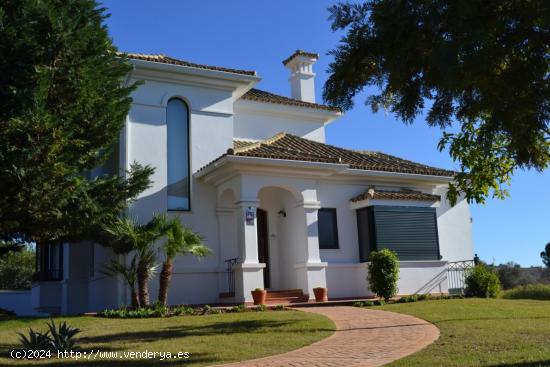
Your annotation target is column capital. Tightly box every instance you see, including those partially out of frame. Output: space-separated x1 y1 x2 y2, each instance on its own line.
215 206 235 217
295 200 321 210
235 199 260 208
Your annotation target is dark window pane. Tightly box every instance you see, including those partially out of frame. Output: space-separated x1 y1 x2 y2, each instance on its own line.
318 208 339 249
167 98 190 210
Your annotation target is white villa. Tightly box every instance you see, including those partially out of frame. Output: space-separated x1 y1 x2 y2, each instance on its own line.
29 50 474 315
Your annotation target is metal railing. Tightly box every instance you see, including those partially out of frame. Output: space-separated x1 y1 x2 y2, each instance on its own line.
447 260 475 295
224 258 239 297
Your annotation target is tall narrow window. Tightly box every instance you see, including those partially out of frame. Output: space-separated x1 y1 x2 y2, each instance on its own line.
318 208 339 249
167 98 190 210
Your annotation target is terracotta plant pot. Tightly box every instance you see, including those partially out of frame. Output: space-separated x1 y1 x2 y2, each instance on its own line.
313 287 328 302
251 289 267 305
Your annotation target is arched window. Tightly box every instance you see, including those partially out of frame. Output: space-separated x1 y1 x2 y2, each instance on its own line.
166 98 190 210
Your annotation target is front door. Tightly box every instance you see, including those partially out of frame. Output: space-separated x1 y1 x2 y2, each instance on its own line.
256 209 270 289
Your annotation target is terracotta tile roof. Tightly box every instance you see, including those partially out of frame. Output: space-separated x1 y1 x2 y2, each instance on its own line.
350 188 441 203
282 50 319 65
119 52 257 76
241 88 341 112
198 133 454 177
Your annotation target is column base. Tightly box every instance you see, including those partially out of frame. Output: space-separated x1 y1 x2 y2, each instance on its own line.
294 262 328 300
234 263 266 302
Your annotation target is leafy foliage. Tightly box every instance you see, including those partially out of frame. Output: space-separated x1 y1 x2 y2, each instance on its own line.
496 262 536 290
101 216 164 307
324 1 549 204
47 320 81 352
502 284 550 300
368 248 399 301
17 320 80 352
0 245 34 289
465 264 501 298
17 329 52 351
101 255 142 308
151 214 211 306
541 242 550 268
0 0 153 247
0 241 25 258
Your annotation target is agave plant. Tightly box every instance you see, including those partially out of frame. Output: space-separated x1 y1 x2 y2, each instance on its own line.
47 320 81 351
17 328 52 350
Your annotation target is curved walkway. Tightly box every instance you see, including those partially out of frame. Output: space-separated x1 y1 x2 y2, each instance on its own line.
217 306 439 367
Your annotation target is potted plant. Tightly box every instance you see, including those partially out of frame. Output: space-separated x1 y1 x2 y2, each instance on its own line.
313 287 328 302
251 288 267 305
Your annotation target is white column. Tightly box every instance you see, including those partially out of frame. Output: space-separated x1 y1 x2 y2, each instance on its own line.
235 200 260 264
304 202 322 263
233 200 265 302
294 201 327 299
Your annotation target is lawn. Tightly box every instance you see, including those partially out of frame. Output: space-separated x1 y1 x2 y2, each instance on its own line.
380 298 550 367
0 310 334 366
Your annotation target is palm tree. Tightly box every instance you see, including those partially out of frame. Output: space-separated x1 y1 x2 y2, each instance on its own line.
102 255 141 308
154 215 211 306
102 216 163 307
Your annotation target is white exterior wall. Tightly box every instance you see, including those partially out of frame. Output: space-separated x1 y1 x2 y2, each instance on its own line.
234 101 326 142
34 61 474 315
121 77 236 306
316 180 471 297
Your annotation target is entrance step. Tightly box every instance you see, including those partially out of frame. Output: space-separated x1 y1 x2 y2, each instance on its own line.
265 289 309 304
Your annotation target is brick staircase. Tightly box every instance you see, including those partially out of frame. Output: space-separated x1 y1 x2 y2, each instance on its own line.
265 289 309 304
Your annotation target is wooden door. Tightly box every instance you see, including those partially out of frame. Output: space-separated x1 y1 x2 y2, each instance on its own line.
256 209 270 289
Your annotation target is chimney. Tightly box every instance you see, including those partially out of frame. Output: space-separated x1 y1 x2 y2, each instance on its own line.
282 50 319 103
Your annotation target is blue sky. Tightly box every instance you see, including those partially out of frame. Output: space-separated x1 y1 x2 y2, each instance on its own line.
101 0 549 267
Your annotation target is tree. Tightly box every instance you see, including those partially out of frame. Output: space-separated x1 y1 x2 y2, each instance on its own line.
154 215 211 306
368 248 399 301
0 0 153 250
324 1 549 204
102 216 163 307
541 242 550 267
0 245 35 289
497 261 535 290
102 255 141 308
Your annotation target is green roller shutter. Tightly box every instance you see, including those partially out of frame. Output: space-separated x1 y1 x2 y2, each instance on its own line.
356 206 441 261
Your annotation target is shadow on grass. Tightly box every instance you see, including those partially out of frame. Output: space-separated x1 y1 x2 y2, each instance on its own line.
487 361 550 367
2 352 218 366
80 319 331 345
432 316 550 324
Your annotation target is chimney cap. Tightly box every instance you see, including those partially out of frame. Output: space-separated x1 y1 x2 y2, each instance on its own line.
282 50 319 66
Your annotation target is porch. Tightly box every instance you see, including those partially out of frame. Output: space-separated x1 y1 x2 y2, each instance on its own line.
214 174 328 303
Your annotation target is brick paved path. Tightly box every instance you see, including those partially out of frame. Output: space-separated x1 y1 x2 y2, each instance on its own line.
216 306 439 367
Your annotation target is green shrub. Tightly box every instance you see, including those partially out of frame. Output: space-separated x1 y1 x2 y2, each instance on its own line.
364 301 374 307
18 320 80 352
374 299 385 306
502 284 550 300
352 301 365 307
0 248 34 289
255 305 267 312
465 264 501 298
273 305 286 311
397 295 418 303
18 328 52 351
230 304 246 313
418 294 431 301
368 249 399 301
172 305 195 316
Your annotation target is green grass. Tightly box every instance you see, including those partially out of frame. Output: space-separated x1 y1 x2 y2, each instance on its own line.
379 298 550 367
0 310 334 366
